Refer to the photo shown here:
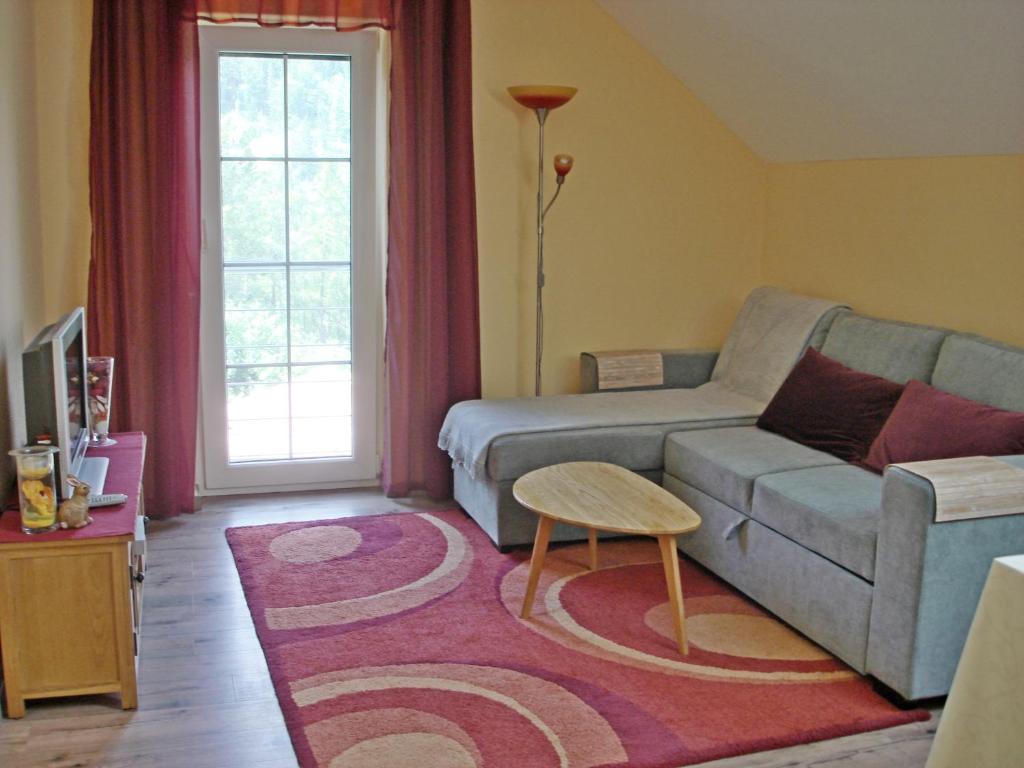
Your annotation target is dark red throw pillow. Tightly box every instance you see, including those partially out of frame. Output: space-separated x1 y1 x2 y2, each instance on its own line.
864 380 1024 472
757 348 905 462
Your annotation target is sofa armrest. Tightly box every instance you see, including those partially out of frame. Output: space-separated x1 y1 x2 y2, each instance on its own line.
580 349 719 393
867 456 1024 700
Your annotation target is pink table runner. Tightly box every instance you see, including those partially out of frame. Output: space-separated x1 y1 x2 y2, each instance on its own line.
0 432 146 543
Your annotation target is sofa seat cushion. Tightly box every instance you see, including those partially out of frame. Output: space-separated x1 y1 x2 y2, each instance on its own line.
752 465 883 582
664 427 843 514
441 382 767 481
486 418 758 481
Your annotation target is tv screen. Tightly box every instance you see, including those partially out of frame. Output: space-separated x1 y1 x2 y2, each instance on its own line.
64 330 86 450
22 307 91 499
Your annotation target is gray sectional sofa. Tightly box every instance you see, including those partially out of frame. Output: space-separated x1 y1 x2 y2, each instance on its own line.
440 288 1024 700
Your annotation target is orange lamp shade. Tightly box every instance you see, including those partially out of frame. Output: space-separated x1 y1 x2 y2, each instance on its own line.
508 85 577 111
553 154 574 177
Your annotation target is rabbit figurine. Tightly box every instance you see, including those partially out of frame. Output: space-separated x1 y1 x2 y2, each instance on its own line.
58 477 93 529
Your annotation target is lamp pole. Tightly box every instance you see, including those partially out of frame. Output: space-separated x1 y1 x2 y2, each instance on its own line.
534 107 548 397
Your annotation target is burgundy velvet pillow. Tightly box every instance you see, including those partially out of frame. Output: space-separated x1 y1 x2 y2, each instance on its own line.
756 348 905 463
864 380 1024 472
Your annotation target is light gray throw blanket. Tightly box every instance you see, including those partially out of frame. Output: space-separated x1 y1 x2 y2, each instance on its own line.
439 286 847 480
710 286 848 403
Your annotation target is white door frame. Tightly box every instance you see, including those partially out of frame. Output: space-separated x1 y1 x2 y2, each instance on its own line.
198 26 382 492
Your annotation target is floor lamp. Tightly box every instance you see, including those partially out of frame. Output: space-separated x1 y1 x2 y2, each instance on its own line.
508 85 577 396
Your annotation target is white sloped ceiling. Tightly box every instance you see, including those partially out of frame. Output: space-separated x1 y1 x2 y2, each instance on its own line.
596 0 1024 161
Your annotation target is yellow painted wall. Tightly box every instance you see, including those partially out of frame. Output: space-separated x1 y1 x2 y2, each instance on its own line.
0 0 90 492
33 0 93 318
27 0 1024 409
0 0 47 490
41 0 767 400
472 0 766 397
763 155 1024 347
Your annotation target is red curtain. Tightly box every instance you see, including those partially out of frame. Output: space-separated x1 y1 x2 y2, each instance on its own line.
89 0 478 512
195 0 394 30
383 0 481 498
88 0 201 518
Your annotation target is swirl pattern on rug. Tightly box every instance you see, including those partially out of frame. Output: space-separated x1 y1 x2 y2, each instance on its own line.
292 663 626 768
226 509 927 768
258 513 473 630
499 546 854 684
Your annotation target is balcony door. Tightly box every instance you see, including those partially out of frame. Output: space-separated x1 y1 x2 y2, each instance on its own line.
198 26 380 491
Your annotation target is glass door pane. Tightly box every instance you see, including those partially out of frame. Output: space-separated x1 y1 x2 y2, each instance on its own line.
219 52 353 464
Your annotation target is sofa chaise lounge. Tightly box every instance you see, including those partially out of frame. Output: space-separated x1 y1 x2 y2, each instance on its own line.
439 287 1024 700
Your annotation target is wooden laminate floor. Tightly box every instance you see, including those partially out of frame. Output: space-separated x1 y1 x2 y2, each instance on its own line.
0 489 939 767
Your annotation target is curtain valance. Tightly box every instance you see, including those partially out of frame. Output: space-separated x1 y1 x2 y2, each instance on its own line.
196 0 394 30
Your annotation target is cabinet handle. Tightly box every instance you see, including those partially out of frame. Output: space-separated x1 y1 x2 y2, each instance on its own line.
134 572 145 583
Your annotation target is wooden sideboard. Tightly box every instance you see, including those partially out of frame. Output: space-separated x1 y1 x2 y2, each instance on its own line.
0 433 146 718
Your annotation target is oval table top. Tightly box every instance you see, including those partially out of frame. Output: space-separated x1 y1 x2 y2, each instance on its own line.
513 462 701 536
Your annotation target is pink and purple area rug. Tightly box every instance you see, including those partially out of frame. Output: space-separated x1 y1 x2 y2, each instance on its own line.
226 509 927 767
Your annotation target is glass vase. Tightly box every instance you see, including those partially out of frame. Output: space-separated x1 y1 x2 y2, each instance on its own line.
9 446 59 534
87 356 117 446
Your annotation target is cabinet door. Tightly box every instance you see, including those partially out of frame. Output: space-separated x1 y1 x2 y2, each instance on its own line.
1 545 126 693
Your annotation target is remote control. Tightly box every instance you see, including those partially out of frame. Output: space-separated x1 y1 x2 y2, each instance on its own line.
88 493 128 508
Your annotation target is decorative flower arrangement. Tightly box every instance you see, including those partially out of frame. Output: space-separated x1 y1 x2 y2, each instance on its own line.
87 356 115 444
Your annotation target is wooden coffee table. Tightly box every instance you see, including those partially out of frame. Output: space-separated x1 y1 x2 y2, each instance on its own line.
513 461 702 654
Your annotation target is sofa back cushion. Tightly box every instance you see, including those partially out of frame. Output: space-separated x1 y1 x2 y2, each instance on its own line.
931 334 1024 412
757 348 904 463
864 380 1024 472
820 312 948 384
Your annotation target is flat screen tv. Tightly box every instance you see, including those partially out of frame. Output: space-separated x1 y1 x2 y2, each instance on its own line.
22 307 94 500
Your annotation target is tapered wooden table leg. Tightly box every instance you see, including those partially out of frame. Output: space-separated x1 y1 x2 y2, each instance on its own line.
657 534 689 655
521 516 555 619
588 527 599 571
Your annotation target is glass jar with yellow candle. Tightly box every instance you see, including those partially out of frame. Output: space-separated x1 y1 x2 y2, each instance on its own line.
9 446 59 534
